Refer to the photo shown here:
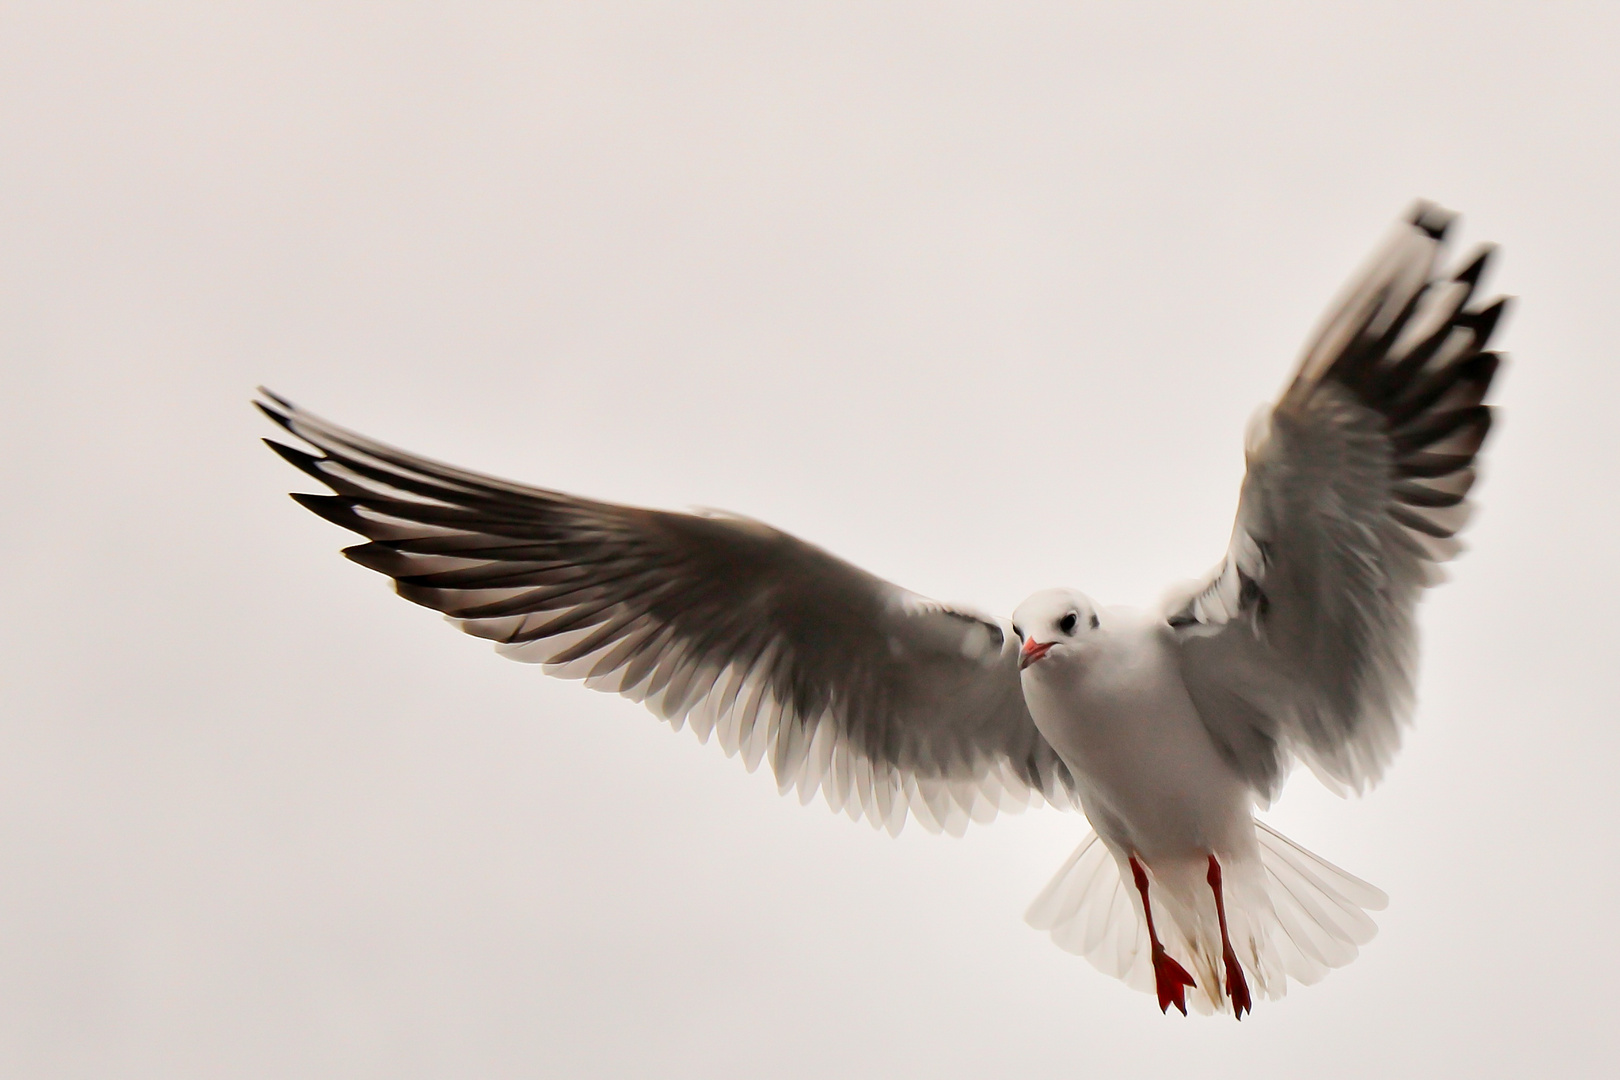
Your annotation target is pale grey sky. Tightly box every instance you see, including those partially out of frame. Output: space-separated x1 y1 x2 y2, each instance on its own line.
3 3 1617 1077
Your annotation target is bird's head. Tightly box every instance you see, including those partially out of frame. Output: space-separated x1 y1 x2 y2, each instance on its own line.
1011 588 1102 672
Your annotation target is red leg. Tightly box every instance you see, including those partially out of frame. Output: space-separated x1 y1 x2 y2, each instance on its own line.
1129 855 1196 1016
1206 855 1253 1020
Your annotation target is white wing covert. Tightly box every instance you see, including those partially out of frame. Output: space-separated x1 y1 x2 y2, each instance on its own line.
260 393 1075 835
1168 204 1506 798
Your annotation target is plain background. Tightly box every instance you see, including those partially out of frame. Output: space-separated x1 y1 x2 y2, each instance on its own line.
3 3 1618 1077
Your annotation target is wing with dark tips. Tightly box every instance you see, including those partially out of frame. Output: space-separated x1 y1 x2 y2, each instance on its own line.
259 392 1074 834
1169 204 1507 798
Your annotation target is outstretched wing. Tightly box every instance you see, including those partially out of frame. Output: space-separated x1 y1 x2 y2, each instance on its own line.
259 392 1074 835
1168 203 1506 799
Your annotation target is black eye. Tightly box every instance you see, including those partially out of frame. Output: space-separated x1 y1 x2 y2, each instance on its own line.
1012 623 1024 641
1090 612 1100 629
1059 612 1078 635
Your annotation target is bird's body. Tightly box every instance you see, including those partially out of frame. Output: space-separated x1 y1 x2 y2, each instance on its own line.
260 202 1506 1017
1014 596 1284 1013
1021 605 1252 865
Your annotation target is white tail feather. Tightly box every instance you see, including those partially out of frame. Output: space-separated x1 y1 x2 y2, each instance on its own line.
1027 824 1385 1013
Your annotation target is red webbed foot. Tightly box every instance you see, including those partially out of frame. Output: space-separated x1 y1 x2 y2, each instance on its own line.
1221 940 1252 1019
1150 942 1197 1016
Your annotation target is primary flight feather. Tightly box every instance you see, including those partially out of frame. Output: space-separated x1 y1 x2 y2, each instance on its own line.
261 202 1505 1017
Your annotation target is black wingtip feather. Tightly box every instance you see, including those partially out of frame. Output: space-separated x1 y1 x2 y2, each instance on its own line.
1453 245 1495 289
1408 201 1455 240
262 437 328 479
1392 404 1492 456
255 400 299 436
1389 504 1460 539
256 387 295 411
1397 451 1477 479
1362 284 1506 415
1391 480 1468 509
1385 351 1501 428
290 492 368 533
1460 296 1511 348
342 541 407 575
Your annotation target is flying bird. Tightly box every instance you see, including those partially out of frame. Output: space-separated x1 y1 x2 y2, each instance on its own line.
259 203 1505 1017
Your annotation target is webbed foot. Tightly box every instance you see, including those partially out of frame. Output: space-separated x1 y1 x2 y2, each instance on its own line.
1150 942 1196 1016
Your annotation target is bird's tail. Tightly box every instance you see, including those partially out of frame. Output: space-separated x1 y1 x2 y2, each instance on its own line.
1024 824 1387 1013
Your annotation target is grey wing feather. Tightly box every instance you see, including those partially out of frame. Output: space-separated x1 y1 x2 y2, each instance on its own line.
259 392 1075 835
1168 203 1506 799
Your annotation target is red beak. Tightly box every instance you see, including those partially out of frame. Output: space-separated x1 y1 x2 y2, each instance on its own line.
1018 638 1053 670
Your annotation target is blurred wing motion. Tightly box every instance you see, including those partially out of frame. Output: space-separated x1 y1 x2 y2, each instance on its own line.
1169 203 1506 799
259 392 1075 835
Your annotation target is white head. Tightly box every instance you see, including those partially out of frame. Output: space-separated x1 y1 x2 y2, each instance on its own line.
1010 588 1103 672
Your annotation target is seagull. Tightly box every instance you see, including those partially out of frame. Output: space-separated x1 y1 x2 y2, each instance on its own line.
259 203 1505 1018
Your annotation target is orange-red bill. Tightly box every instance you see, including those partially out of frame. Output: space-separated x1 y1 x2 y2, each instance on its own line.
1018 639 1053 670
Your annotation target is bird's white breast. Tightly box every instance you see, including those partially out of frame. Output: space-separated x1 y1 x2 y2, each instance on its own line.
1020 612 1255 861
